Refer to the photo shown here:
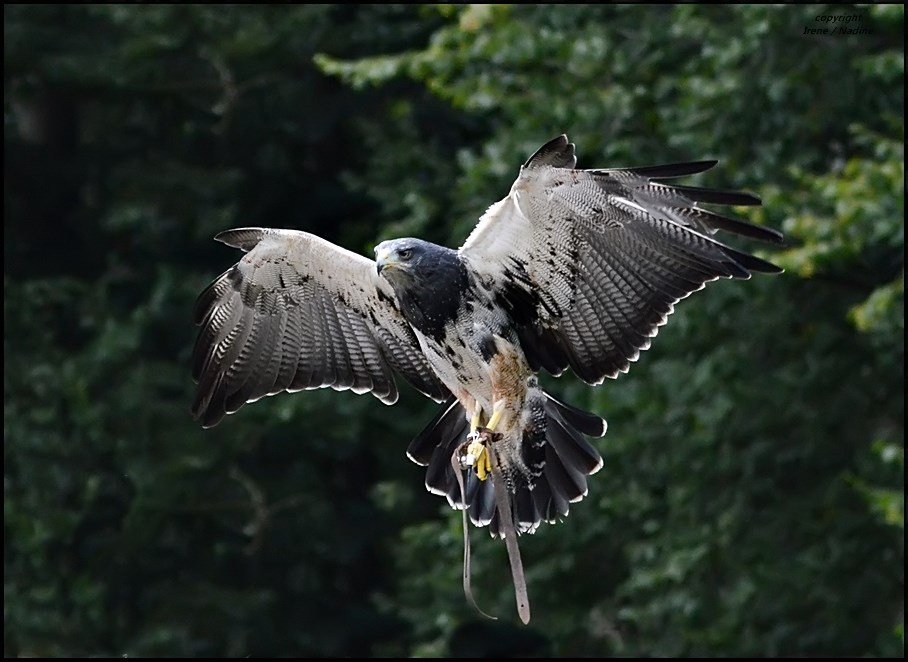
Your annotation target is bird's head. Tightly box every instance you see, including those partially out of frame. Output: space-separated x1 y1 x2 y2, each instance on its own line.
374 237 468 330
374 238 439 283
374 238 467 315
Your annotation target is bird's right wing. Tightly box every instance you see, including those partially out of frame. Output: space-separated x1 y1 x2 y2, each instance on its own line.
191 228 449 428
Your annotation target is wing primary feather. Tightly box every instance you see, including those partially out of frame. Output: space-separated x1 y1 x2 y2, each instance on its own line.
665 206 785 244
664 184 762 207
596 160 719 179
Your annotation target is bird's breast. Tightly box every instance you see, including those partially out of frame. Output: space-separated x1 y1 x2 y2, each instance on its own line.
412 291 527 414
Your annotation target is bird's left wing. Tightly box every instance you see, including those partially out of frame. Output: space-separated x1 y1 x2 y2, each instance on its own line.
191 228 449 428
459 135 783 384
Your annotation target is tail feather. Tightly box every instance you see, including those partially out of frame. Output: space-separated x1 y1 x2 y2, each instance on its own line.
407 396 465 467
527 472 558 523
534 461 570 523
513 487 541 535
542 438 588 504
543 391 607 438
408 389 606 538
546 407 605 475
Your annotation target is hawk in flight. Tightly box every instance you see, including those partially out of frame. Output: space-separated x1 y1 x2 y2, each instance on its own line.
191 135 782 540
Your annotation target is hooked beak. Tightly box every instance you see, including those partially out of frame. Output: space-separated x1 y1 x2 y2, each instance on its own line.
375 246 401 276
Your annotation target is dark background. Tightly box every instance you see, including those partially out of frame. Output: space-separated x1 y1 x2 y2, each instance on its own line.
4 4 904 657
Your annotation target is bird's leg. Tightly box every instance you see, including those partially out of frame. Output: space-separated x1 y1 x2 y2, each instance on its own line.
463 398 507 480
459 387 508 481
485 398 507 432
470 410 483 435
461 406 492 481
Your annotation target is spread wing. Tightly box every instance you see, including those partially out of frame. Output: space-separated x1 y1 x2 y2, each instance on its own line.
459 135 784 384
191 228 449 428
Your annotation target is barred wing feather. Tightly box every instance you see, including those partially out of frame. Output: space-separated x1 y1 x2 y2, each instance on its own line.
459 135 783 385
191 228 449 428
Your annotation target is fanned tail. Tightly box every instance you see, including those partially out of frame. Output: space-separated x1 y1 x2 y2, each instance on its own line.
406 389 605 537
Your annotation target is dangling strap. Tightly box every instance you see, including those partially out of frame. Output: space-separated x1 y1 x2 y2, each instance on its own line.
451 446 497 621
486 440 531 624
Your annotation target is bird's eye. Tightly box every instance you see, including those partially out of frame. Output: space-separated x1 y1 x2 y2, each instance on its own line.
399 249 412 260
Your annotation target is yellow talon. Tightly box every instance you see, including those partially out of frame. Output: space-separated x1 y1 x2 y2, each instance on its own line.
470 412 482 434
486 409 503 432
466 439 491 481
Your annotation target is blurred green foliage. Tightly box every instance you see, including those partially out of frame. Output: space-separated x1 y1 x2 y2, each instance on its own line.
4 3 903 657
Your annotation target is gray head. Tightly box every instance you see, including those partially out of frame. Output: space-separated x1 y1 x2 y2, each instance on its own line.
374 238 453 283
373 238 468 339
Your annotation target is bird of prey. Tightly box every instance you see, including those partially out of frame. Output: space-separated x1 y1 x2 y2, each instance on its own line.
191 133 782 546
